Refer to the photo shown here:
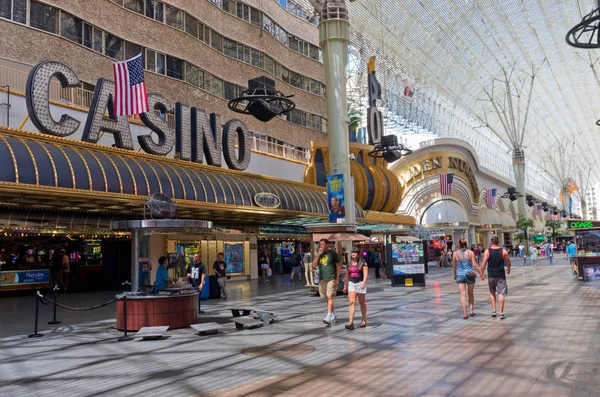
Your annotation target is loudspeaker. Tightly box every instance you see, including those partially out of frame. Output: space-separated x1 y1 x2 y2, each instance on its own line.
383 149 402 163
245 99 277 122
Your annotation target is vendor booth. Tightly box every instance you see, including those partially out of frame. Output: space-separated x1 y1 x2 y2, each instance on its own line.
568 220 600 281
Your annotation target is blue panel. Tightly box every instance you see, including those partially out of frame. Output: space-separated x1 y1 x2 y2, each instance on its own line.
194 171 215 203
122 158 148 196
161 164 184 200
79 150 105 192
0 138 15 182
60 146 88 190
6 136 35 185
175 167 196 201
222 175 243 206
186 169 208 202
314 149 327 187
153 164 175 198
110 156 135 195
94 153 120 193
361 164 374 209
383 171 390 206
137 160 161 195
357 151 364 164
25 140 54 187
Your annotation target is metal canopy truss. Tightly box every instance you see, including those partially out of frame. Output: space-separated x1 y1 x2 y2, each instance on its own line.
293 0 600 199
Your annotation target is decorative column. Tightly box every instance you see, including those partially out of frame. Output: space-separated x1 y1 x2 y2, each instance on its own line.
512 149 527 218
561 186 570 216
319 1 355 223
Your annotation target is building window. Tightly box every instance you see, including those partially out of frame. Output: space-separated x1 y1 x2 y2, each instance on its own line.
83 23 93 48
184 13 198 37
165 4 182 30
185 63 201 87
0 0 27 24
166 56 183 80
251 48 260 67
124 0 143 14
60 12 82 44
288 36 299 52
104 33 123 60
125 41 142 60
290 71 301 88
211 30 222 51
223 38 236 58
236 44 244 61
309 44 319 60
93 28 103 52
311 80 320 95
30 1 57 33
281 67 289 84
243 46 250 63
211 76 223 97
224 81 237 100
264 55 274 75
222 0 235 14
313 114 321 131
146 49 165 74
148 0 164 22
202 26 210 44
250 7 261 26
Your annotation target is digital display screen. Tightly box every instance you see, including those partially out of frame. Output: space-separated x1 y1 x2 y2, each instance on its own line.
389 242 425 275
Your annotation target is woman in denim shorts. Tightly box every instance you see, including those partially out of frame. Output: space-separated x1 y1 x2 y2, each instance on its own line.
453 239 485 319
342 247 368 329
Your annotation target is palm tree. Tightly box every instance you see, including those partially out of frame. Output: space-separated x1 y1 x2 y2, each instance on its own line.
545 219 562 244
516 216 535 256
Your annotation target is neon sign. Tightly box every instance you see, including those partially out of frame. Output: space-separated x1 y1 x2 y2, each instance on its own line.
570 221 595 229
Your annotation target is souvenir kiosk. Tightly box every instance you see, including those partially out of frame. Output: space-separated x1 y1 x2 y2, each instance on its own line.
568 220 600 281
112 195 213 331
386 236 426 287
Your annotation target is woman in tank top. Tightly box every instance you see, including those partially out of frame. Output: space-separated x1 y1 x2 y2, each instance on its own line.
342 247 368 330
453 239 485 319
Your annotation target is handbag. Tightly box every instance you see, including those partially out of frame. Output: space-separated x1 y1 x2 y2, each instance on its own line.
466 271 477 278
267 268 272 276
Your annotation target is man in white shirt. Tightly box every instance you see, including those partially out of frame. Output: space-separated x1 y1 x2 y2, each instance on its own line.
518 243 524 258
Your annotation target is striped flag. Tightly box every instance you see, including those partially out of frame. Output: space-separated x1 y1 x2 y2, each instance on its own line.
440 173 454 195
113 54 149 116
486 188 497 206
533 203 542 216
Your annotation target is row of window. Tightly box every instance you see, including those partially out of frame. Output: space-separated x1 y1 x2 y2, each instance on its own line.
0 0 327 133
119 0 325 97
277 0 319 26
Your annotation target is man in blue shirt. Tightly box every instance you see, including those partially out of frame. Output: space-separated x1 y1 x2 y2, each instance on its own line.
154 256 169 292
567 241 577 275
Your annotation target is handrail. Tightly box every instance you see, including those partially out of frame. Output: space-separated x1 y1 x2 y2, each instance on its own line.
0 64 311 164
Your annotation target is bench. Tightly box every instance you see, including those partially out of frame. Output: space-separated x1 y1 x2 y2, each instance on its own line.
229 308 277 323
228 308 259 317
135 326 169 340
190 322 223 336
231 316 264 330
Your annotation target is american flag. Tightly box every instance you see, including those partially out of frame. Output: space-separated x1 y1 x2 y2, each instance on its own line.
113 54 149 116
533 203 542 216
440 173 454 195
486 188 497 206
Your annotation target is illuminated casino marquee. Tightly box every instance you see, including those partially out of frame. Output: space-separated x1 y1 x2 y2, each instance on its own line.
24 61 251 171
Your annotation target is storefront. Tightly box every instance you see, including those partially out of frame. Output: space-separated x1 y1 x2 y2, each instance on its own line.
567 220 600 281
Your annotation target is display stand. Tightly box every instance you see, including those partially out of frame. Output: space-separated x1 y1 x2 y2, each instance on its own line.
385 237 426 287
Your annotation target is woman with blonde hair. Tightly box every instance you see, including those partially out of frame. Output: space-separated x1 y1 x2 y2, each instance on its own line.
343 247 368 329
453 239 485 319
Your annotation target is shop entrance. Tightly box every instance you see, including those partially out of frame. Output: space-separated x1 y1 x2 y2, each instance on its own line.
258 240 309 276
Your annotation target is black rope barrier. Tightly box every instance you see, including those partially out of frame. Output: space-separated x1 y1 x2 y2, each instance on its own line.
28 290 43 338
118 281 133 342
38 291 118 311
48 285 61 325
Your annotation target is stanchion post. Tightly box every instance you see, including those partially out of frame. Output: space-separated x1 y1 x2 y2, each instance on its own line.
118 281 133 342
28 290 43 338
48 285 61 325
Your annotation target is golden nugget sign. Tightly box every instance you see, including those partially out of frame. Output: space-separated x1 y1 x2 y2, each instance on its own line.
25 61 251 170
399 154 479 194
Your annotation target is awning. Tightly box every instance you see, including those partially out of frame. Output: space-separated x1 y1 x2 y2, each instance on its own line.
0 127 367 224
311 232 370 242
396 235 421 242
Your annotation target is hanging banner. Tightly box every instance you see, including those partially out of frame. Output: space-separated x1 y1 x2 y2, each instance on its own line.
224 243 244 274
327 174 346 222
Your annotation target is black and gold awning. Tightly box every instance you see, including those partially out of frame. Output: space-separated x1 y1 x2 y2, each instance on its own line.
0 127 367 224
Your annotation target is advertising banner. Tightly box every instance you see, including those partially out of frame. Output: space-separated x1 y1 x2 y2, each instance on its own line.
225 243 244 274
0 270 50 286
327 174 345 222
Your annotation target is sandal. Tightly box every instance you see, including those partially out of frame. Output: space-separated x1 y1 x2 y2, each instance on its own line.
359 321 367 328
345 323 354 330
463 315 469 320
470 312 476 316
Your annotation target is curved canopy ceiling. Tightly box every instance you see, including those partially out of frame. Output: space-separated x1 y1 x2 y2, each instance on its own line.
421 200 469 225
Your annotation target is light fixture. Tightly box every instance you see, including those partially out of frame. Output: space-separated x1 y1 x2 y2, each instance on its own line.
501 187 523 202
228 76 295 122
542 202 548 212
367 135 413 163
566 5 600 49
526 195 535 207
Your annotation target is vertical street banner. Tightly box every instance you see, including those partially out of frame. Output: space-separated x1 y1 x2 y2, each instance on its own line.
327 174 346 222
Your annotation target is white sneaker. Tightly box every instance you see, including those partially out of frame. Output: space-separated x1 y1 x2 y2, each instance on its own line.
331 312 337 323
323 313 332 324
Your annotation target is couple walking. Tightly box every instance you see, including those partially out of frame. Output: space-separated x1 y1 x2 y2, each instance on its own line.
453 236 511 320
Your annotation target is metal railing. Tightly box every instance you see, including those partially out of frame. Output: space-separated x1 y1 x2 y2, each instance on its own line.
0 64 311 164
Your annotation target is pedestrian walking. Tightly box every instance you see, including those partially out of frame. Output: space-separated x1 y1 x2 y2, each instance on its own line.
530 244 537 268
311 238 341 325
518 243 524 258
474 245 482 265
187 254 206 311
303 250 313 285
480 236 511 320
453 239 485 319
213 252 228 300
343 247 368 329
567 240 577 275
290 249 303 282
259 254 270 283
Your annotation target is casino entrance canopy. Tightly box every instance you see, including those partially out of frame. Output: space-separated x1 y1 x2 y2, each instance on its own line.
0 127 414 227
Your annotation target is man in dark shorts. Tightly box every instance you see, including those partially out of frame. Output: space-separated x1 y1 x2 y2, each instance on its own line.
480 236 511 320
434 245 442 267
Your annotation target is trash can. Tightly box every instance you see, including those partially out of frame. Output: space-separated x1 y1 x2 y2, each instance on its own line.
200 279 210 300
208 275 220 299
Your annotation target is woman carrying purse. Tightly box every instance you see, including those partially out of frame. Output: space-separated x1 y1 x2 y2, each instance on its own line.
453 239 485 319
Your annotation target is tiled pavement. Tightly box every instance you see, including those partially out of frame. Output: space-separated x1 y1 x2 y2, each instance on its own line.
1 257 599 397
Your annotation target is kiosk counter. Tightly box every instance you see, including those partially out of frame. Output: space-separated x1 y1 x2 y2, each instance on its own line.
567 220 600 281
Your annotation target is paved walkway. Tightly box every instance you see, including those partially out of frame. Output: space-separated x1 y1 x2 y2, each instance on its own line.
1 257 597 397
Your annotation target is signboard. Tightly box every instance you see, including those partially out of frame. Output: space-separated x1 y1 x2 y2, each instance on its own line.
259 225 307 235
583 265 600 281
388 242 425 275
224 243 244 274
25 61 252 170
327 174 345 222
254 193 281 208
568 221 600 230
0 270 50 286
